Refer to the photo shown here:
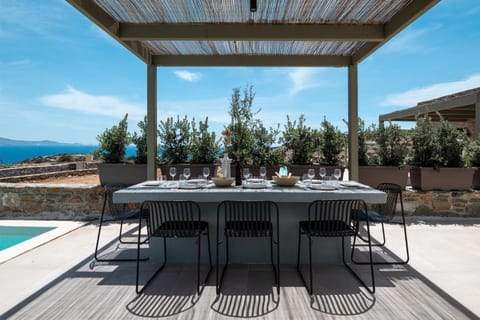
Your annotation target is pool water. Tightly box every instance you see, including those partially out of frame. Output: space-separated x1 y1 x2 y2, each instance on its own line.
0 226 56 251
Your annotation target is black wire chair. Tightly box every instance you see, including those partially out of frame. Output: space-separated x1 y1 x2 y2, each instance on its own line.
216 201 280 295
94 184 149 263
297 199 375 295
136 200 213 295
351 182 409 265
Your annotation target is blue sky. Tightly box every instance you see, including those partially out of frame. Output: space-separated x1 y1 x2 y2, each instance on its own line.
1 0 479 145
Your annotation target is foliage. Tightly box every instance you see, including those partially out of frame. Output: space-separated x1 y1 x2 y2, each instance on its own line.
436 117 467 167
280 114 321 165
158 115 191 164
95 113 130 163
411 114 439 167
225 86 257 163
131 116 148 164
466 139 480 167
377 122 408 167
190 117 221 164
320 118 345 166
250 121 284 165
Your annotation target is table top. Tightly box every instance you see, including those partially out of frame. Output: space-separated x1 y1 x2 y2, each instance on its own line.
113 180 386 204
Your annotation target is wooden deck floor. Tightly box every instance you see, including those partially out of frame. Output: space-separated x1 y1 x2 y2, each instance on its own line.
2 244 477 320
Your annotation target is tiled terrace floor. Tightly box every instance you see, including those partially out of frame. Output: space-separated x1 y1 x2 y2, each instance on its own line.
0 218 479 319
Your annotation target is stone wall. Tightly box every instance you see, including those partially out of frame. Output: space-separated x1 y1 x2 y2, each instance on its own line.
0 183 104 220
1 184 480 219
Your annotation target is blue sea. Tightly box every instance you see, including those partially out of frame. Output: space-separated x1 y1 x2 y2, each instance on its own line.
0 145 137 165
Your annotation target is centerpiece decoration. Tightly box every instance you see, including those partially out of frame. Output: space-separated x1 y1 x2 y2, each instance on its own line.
212 129 234 187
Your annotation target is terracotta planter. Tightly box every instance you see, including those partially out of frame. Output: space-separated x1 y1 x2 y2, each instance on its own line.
471 168 480 190
97 163 147 186
410 166 474 191
358 166 409 189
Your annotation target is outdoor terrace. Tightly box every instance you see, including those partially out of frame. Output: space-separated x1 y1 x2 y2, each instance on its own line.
1 218 479 319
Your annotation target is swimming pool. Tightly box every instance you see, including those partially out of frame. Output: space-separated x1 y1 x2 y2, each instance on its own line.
0 226 57 251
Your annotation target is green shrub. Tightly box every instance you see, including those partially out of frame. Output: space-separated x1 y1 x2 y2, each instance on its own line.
95 113 130 163
280 114 321 165
158 115 191 164
131 116 148 164
320 118 345 166
191 117 221 164
411 114 439 167
377 122 408 167
436 117 467 167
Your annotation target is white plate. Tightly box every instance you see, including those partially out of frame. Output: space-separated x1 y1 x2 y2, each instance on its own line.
142 181 160 186
339 181 363 187
247 178 265 183
243 182 269 189
308 184 338 191
178 181 206 189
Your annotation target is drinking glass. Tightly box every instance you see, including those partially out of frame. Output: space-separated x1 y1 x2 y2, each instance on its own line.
333 168 341 181
319 167 326 180
243 168 250 180
183 168 191 180
169 167 176 180
307 168 315 183
158 175 167 185
259 166 266 180
203 167 210 180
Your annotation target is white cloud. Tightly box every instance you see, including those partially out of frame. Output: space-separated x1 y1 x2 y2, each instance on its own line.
40 86 145 119
288 68 322 95
382 73 480 107
173 70 202 82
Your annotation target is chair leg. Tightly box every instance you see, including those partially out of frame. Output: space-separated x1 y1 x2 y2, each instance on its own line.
308 236 313 296
216 234 230 295
197 234 201 295
343 236 375 294
296 229 311 296
355 222 386 247
352 220 409 265
269 233 280 295
136 237 167 294
94 195 108 261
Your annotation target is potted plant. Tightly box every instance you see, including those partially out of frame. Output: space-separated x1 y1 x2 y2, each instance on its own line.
95 114 147 186
280 114 321 176
358 121 409 189
468 139 480 189
410 114 473 190
319 117 345 179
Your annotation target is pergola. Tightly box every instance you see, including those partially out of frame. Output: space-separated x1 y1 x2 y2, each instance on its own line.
67 0 439 180
379 87 480 137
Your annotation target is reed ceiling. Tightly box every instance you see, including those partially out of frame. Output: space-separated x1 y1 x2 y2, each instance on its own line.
67 0 439 66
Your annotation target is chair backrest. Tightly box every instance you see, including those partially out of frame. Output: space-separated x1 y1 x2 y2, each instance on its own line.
307 199 367 234
217 201 279 237
142 200 201 237
374 183 402 220
104 184 130 218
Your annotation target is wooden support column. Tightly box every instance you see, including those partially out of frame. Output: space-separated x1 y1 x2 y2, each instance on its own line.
147 64 157 180
348 64 359 181
475 94 480 139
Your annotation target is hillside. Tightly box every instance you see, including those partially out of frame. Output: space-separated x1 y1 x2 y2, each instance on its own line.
0 137 78 146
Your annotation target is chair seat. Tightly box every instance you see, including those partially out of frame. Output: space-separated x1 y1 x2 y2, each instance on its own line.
299 220 355 237
354 209 390 223
153 220 209 238
225 220 273 237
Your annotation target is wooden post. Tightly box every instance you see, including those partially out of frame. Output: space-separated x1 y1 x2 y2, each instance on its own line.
348 64 359 181
147 64 157 180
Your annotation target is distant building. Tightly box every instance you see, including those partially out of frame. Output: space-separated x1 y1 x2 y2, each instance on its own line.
379 87 480 138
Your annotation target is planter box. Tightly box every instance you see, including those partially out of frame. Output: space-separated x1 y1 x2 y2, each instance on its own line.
358 166 409 189
97 163 147 186
472 168 480 190
410 166 474 191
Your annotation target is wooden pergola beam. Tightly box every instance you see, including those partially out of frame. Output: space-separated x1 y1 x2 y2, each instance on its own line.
153 54 351 67
119 23 385 42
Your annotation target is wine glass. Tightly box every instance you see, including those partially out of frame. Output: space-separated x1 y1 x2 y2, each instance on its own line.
307 168 315 184
259 166 266 180
333 168 341 182
203 167 210 180
319 167 326 180
183 168 191 180
169 167 176 180
243 168 250 180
